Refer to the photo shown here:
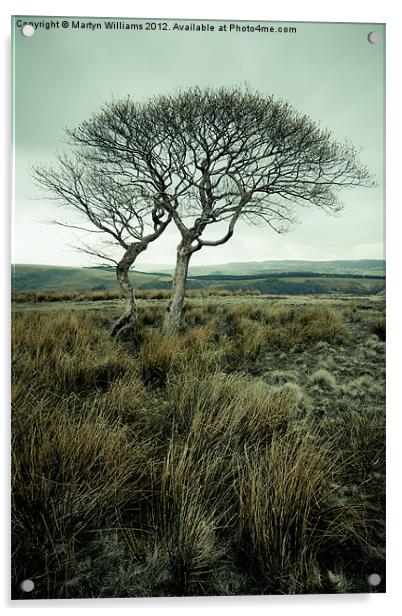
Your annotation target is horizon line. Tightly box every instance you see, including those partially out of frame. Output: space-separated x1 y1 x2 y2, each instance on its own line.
12 257 386 269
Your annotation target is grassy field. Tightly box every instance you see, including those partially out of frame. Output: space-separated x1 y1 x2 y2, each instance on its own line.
11 294 385 598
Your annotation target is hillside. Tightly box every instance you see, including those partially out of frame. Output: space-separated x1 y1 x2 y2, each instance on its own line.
12 264 172 293
12 263 385 297
140 259 385 277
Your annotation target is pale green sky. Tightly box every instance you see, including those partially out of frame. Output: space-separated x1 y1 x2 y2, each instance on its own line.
12 17 385 266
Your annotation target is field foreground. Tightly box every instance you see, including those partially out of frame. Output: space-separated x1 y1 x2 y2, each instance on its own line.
11 295 385 598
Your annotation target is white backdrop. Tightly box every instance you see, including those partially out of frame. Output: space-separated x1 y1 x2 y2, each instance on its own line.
2 1 401 614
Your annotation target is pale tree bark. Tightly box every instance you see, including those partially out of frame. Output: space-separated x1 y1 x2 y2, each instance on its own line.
110 243 142 339
162 208 243 334
162 241 192 335
111 213 172 340
32 152 172 341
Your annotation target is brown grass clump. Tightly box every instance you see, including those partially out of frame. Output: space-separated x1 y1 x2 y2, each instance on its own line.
168 370 301 442
295 305 345 342
155 439 230 594
137 330 186 387
223 304 345 367
12 388 156 597
183 304 209 327
137 323 218 387
12 311 130 393
138 304 164 328
235 429 369 593
224 317 268 364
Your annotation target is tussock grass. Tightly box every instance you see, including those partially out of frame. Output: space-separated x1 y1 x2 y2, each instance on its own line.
223 304 345 366
138 330 186 387
11 301 384 598
340 374 384 403
139 304 164 328
269 369 299 385
235 429 369 592
137 323 218 387
12 311 130 393
308 369 337 391
155 439 231 594
167 370 300 441
12 389 156 597
225 303 295 325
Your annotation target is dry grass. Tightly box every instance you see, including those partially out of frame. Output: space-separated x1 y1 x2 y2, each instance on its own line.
308 369 337 391
235 429 369 592
12 289 123 303
12 287 262 304
12 311 130 393
222 304 345 366
12 386 157 597
137 323 218 387
168 370 301 442
11 301 385 598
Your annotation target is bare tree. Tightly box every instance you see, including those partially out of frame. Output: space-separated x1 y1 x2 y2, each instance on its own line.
33 154 170 339
58 87 374 334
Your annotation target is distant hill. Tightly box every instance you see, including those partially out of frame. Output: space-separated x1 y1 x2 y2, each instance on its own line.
12 264 172 293
140 259 385 277
189 259 385 277
12 262 385 297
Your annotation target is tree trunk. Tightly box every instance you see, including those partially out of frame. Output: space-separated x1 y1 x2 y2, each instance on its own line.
162 244 192 335
110 247 141 340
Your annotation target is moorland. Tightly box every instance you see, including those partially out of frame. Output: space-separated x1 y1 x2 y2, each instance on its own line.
11 261 385 598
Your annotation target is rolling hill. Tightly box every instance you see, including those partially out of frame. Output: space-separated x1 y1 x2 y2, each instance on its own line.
12 264 172 293
12 262 385 297
154 259 385 277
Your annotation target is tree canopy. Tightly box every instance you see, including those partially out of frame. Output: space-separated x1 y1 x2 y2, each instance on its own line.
68 86 373 234
33 86 374 334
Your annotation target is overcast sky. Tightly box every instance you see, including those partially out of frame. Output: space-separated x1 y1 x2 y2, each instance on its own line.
12 17 385 267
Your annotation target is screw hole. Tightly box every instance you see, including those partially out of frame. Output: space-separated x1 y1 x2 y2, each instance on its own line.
367 31 381 44
20 579 34 592
367 573 381 586
21 24 35 37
